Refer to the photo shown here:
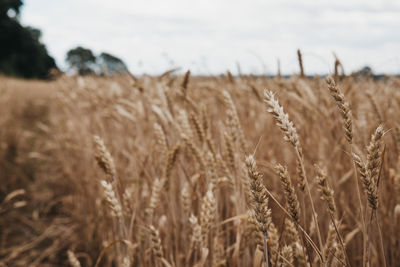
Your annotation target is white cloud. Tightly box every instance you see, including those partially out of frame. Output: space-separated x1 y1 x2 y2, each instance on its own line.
21 0 400 75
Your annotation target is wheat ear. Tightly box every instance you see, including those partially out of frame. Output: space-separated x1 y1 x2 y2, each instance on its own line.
279 245 294 267
182 133 206 172
325 76 353 144
67 250 82 267
153 123 168 157
222 90 246 153
200 189 216 248
100 180 123 220
245 155 272 266
365 125 384 210
264 90 324 260
275 164 300 225
314 164 336 217
149 225 164 259
93 135 116 179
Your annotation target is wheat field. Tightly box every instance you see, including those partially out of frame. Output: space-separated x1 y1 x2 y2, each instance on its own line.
1 70 400 266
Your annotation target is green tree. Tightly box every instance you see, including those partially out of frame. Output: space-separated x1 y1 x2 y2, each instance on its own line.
0 0 23 17
0 0 56 79
352 66 374 78
66 46 96 75
98 52 128 75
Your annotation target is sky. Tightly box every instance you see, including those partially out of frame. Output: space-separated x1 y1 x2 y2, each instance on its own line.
21 0 400 75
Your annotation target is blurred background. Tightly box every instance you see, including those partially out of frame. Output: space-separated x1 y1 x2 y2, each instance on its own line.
2 0 400 78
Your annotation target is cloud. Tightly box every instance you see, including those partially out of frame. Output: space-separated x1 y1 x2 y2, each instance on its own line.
21 0 400 74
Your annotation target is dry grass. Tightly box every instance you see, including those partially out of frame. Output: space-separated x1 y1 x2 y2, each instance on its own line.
1 72 400 266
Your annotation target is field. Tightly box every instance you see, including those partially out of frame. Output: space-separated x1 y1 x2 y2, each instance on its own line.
1 72 399 266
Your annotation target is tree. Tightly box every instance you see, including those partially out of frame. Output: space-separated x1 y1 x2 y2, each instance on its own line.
0 0 23 18
0 0 56 79
66 46 96 75
65 49 130 76
98 52 128 75
353 66 373 77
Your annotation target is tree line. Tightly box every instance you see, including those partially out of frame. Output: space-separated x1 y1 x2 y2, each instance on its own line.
0 0 128 79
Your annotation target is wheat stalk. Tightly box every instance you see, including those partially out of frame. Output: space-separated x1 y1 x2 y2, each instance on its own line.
182 133 206 172
279 245 294 267
94 135 116 179
200 188 216 248
100 180 123 219
189 112 205 144
264 90 300 148
297 49 305 78
189 214 203 249
325 76 353 144
181 70 191 98
275 164 300 225
222 90 246 153
264 89 324 261
245 155 272 266
314 164 336 217
365 125 384 210
153 123 168 156
149 225 164 259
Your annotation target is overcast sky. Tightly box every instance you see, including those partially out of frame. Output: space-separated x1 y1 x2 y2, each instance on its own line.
21 0 400 75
